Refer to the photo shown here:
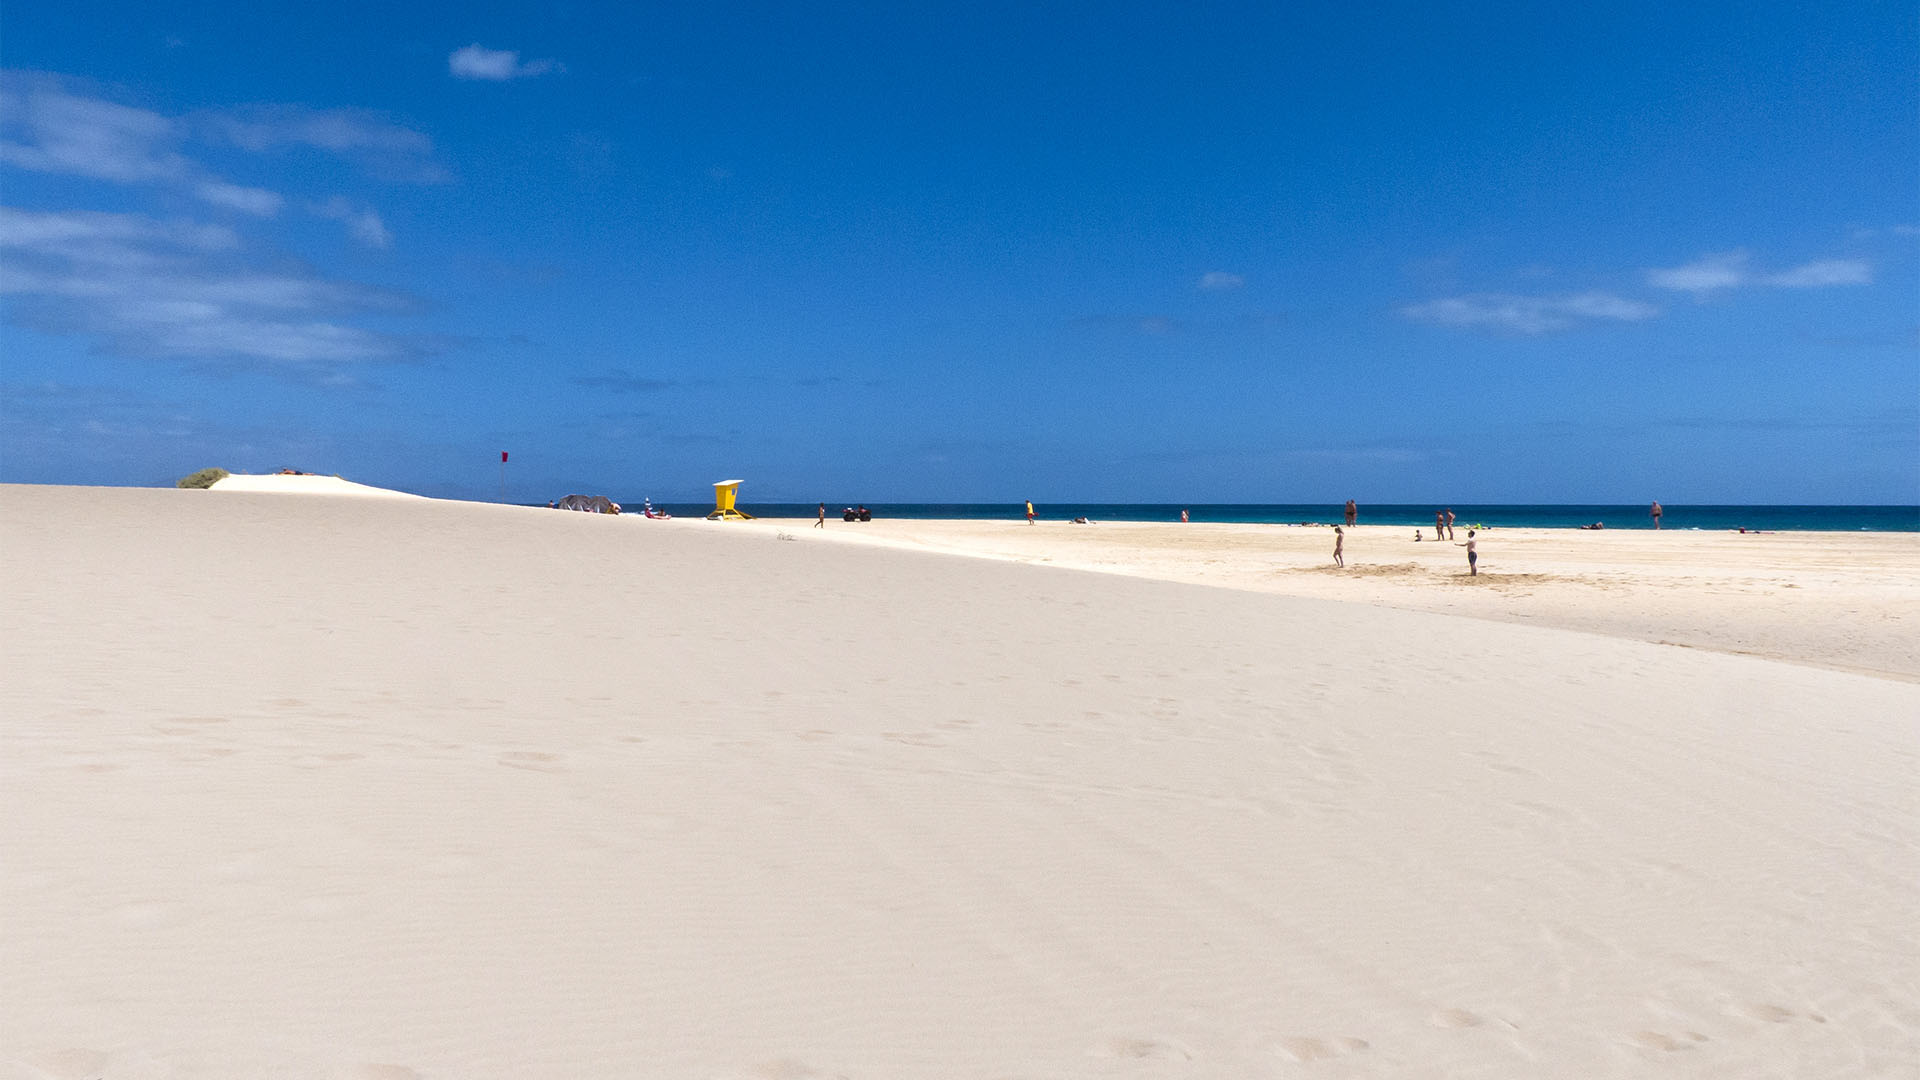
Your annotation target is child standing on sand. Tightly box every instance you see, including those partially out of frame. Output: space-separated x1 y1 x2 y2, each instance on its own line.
1457 529 1478 575
1333 526 1345 568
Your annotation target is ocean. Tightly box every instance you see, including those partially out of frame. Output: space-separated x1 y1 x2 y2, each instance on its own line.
624 503 1920 532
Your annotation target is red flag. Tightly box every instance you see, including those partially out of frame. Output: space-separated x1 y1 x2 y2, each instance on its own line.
501 451 509 462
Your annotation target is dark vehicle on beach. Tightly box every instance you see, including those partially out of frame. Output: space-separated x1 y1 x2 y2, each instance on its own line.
843 506 872 522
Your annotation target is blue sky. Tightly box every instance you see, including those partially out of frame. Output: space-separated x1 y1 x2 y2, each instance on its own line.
3 1 1915 503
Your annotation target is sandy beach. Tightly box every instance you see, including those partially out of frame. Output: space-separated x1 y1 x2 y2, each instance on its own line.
775 516 1920 681
3 483 1917 1079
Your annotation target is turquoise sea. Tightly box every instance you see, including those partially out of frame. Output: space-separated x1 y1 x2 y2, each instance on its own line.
628 503 1920 532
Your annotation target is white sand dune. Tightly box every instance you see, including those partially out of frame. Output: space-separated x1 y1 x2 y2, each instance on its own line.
2 485 1916 1079
209 473 425 498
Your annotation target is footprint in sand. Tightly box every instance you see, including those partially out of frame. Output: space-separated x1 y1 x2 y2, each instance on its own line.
1731 1002 1824 1024
497 751 565 772
1276 1036 1369 1062
1511 799 1573 821
1092 1036 1193 1060
1626 1030 1707 1052
23 1047 108 1079
1429 1008 1485 1028
881 731 945 748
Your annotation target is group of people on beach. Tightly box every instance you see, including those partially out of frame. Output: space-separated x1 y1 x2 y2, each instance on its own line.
1336 502 1476 575
1331 500 1673 575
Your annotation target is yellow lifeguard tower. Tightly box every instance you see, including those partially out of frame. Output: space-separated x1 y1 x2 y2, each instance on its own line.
707 479 755 520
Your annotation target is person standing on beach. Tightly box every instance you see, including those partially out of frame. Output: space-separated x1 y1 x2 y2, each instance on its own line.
1651 501 1663 530
815 503 826 529
1435 510 1446 538
1333 526 1345 568
1458 529 1478 575
1445 508 1456 540
1026 500 1035 525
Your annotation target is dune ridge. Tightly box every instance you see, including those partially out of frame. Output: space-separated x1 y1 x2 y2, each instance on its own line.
2 485 1915 1078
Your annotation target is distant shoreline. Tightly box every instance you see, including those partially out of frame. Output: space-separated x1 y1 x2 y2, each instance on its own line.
613 501 1920 533
6 484 1915 531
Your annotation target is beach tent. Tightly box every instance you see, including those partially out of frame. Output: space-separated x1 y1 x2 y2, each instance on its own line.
555 494 621 514
707 479 754 520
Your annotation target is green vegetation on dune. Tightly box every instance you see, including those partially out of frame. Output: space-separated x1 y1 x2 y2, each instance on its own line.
177 468 230 489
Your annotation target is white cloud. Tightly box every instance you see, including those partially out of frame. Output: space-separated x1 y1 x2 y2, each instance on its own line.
1646 250 1873 295
0 72 441 200
1400 291 1660 335
312 197 392 249
1646 251 1748 297
0 206 237 253
1767 259 1872 288
196 181 283 216
202 105 443 182
0 205 419 377
0 72 192 182
449 44 558 81
0 75 437 380
1197 270 1244 291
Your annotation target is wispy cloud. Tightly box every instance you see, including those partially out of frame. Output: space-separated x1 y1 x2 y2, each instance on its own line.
1645 251 1749 297
1197 270 1244 291
0 206 424 380
1399 291 1659 335
0 72 191 183
449 45 560 81
201 104 444 182
1767 259 1871 288
1 71 444 197
196 181 283 216
312 197 392 248
1647 250 1872 296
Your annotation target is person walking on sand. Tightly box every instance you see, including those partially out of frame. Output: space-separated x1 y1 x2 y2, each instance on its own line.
1026 499 1035 525
1344 500 1357 527
1445 507 1456 540
1651 500 1663 530
815 502 826 529
1457 529 1478 575
1333 526 1345 568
